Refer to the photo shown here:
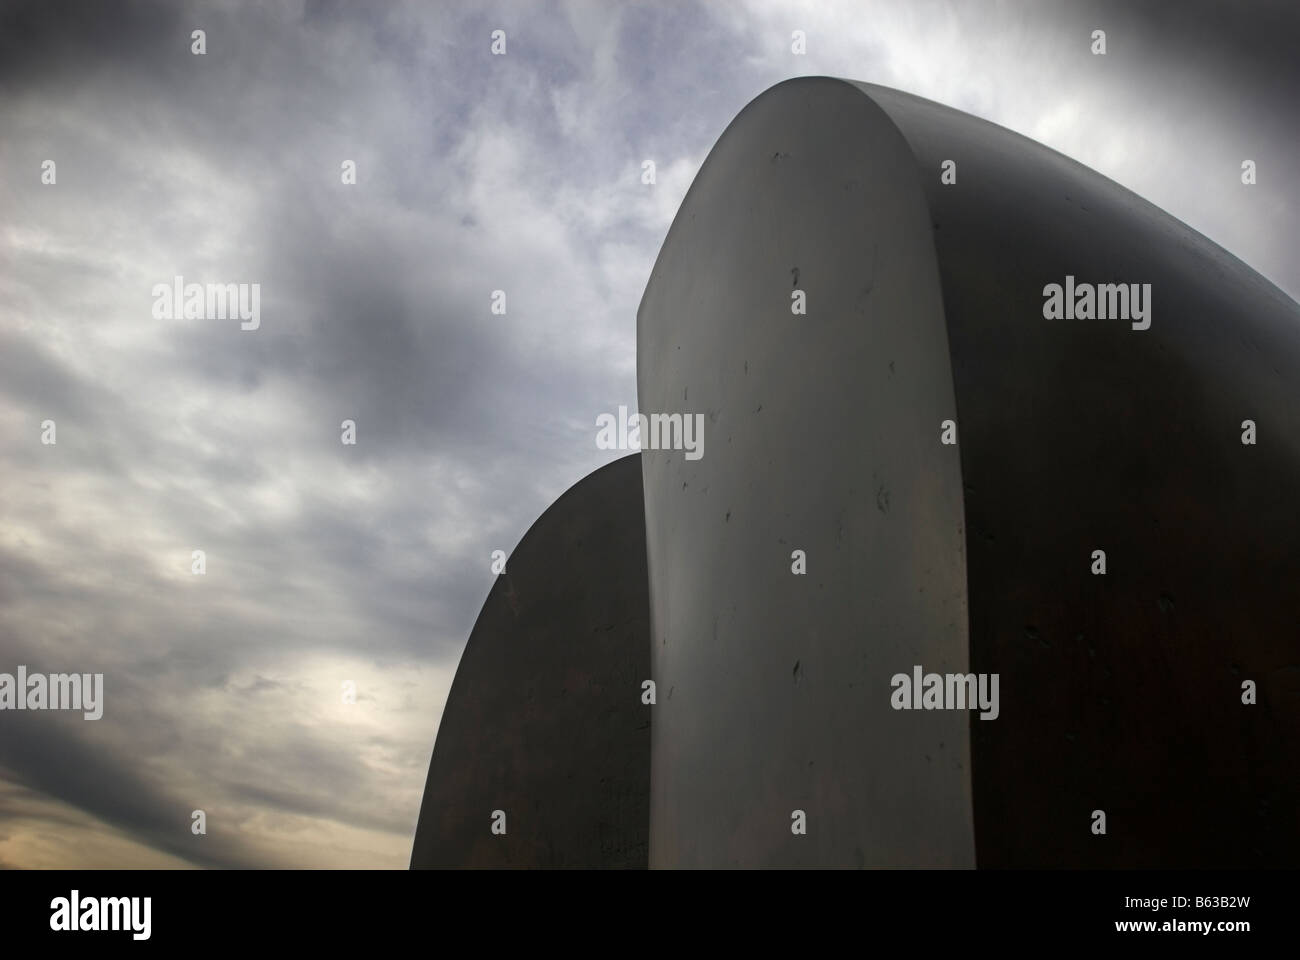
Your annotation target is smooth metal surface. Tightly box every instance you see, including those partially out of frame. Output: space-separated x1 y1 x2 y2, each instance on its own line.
638 78 974 868
639 77 1300 868
410 454 650 868
416 78 1300 870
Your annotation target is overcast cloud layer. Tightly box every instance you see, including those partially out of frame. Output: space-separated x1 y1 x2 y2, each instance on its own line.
1 0 1295 868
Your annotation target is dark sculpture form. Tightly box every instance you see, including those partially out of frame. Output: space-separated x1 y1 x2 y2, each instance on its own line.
414 78 1300 869
410 454 649 867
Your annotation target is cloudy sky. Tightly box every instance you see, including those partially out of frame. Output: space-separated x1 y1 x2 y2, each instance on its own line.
1 0 1295 869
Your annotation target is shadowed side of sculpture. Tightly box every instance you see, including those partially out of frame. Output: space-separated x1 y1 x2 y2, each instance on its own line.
410 454 650 868
854 80 1300 867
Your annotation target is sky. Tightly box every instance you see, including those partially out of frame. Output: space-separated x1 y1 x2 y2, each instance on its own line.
0 0 1295 868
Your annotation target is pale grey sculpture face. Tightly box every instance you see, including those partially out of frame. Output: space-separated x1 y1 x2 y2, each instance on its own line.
638 77 973 868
